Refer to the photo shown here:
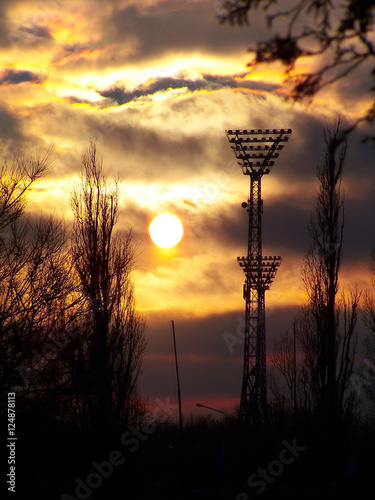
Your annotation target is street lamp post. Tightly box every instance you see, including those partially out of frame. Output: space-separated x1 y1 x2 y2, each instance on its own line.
196 403 229 421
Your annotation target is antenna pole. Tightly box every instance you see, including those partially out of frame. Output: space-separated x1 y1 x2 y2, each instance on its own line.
293 322 297 419
226 128 292 426
171 320 183 439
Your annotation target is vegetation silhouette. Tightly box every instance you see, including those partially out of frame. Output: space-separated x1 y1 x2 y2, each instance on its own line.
0 134 374 499
219 0 375 136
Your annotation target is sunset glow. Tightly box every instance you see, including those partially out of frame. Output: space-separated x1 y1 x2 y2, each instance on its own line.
0 0 374 421
149 214 183 248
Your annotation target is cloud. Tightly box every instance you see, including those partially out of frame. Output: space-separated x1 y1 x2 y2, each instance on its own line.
6 22 55 49
0 0 371 413
52 44 109 67
98 73 280 105
64 96 98 106
31 86 372 279
19 24 53 40
139 305 301 401
139 298 370 406
188 198 311 257
0 0 19 48
0 103 25 147
0 68 44 85
106 1 268 61
0 1 371 293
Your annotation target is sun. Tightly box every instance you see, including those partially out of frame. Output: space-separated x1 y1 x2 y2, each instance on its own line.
149 214 183 249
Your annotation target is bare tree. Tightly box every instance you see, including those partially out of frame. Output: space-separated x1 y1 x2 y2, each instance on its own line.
361 247 375 409
0 148 81 414
270 122 360 431
70 140 146 434
270 330 296 409
219 1 375 133
298 121 360 425
0 217 76 393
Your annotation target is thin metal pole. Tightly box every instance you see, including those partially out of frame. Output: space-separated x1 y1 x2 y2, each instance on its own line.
171 320 183 440
293 322 297 418
196 403 229 421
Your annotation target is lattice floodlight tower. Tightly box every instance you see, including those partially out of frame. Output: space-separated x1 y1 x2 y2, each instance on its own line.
226 128 292 426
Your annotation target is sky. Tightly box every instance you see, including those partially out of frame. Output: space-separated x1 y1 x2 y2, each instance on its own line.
1 0 374 418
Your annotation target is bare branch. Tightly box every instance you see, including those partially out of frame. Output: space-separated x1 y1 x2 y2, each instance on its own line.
0 146 53 231
219 0 375 134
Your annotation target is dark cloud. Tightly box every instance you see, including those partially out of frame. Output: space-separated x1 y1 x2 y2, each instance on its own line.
98 78 210 105
140 302 369 403
6 24 55 49
190 205 247 249
98 73 279 105
139 305 302 401
0 21 10 48
263 201 311 254
0 68 44 85
82 85 375 276
345 127 375 175
0 103 25 146
83 116 208 180
65 45 84 53
64 96 97 106
188 199 310 257
19 25 53 40
0 0 54 47
107 1 267 60
190 177 374 268
0 0 19 48
52 45 100 66
342 193 375 264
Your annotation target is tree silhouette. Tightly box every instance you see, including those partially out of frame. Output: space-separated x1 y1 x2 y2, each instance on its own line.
219 1 375 133
0 149 77 402
270 123 361 425
0 217 78 396
70 140 146 436
299 122 361 423
362 247 375 411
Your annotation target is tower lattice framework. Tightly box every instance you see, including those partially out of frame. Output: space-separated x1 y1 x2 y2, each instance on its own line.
226 128 292 425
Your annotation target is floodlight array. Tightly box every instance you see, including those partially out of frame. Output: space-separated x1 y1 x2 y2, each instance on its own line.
237 256 282 290
226 128 291 175
226 128 292 135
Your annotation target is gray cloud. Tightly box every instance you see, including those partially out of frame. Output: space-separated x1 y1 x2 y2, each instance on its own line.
186 199 310 259
139 305 303 401
64 96 97 106
0 68 44 85
98 73 279 105
0 21 9 48
107 1 267 60
0 103 25 147
140 301 369 402
19 24 53 40
342 193 375 264
0 0 18 48
82 114 208 181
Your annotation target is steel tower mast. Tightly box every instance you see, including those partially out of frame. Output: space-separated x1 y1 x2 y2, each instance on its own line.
226 128 292 425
